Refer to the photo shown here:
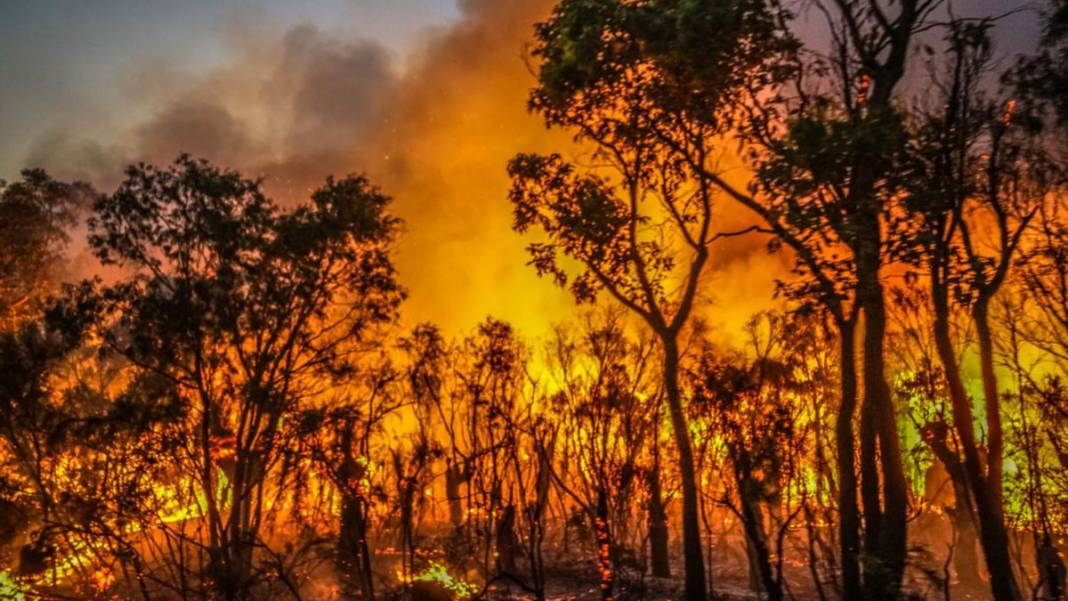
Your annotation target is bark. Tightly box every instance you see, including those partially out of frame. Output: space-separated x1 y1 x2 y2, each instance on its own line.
973 300 1004 509
496 505 520 576
530 444 552 601
662 338 708 601
647 461 671 578
736 475 783 601
859 391 882 558
445 461 463 528
339 496 374 600
835 319 863 601
930 294 1022 601
595 493 615 601
844 6 924 594
952 511 982 591
1037 536 1066 601
859 259 909 601
338 424 375 600
925 426 983 592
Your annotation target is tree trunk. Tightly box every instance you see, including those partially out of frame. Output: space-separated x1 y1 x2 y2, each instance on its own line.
530 442 553 601
662 337 708 601
859 260 908 601
445 461 463 528
859 394 881 560
496 505 520 576
973 300 1004 508
337 422 374 600
926 429 984 593
339 495 374 600
835 319 863 601
737 472 783 601
932 289 1022 601
1036 535 1066 601
952 509 982 592
595 492 615 601
648 461 671 578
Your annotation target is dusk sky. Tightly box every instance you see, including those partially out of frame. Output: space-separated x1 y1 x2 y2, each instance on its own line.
0 1 465 177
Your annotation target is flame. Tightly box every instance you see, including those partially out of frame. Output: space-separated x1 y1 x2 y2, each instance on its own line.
397 561 479 599
0 570 27 601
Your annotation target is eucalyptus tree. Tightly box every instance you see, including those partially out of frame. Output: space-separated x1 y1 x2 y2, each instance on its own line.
296 357 401 601
82 156 404 599
667 2 948 595
0 314 87 578
508 2 791 598
0 170 90 328
543 310 660 600
687 312 816 601
893 17 1059 600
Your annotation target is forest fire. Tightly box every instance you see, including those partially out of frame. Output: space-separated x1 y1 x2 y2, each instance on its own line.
3 0 1068 601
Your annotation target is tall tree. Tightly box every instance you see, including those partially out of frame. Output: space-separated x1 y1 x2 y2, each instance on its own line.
543 310 659 601
509 2 789 598
83 156 404 599
897 17 1053 600
657 2 940 596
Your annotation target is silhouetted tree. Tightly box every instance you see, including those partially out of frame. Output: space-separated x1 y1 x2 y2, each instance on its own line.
894 16 1055 600
80 156 403 599
509 2 792 597
543 309 659 600
688 312 814 601
0 170 90 328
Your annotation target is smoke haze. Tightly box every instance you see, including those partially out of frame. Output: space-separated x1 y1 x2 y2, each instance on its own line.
21 0 794 340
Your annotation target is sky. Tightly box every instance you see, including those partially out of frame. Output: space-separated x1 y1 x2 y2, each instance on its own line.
0 0 1046 341
0 0 463 177
1 0 583 338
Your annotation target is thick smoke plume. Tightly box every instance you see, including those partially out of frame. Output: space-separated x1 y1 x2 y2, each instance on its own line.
25 0 786 338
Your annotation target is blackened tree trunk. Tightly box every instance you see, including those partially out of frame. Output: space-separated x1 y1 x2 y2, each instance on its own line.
647 460 671 578
595 492 615 601
445 460 463 528
835 319 863 601
335 420 375 600
1037 535 1066 601
339 495 374 600
930 294 1021 601
737 485 783 601
843 6 926 596
663 338 708 601
924 422 983 592
952 508 982 591
974 299 1007 513
496 505 520 576
859 257 909 601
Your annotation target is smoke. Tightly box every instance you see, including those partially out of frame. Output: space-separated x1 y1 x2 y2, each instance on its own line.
28 19 398 191
24 0 787 340
356 0 582 336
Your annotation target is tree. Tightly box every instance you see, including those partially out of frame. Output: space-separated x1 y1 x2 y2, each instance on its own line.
0 283 185 599
509 2 790 598
81 155 404 599
688 312 815 601
542 309 660 600
0 316 85 581
895 17 1053 600
0 170 89 328
675 2 940 595
297 356 400 600
1012 0 1068 129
